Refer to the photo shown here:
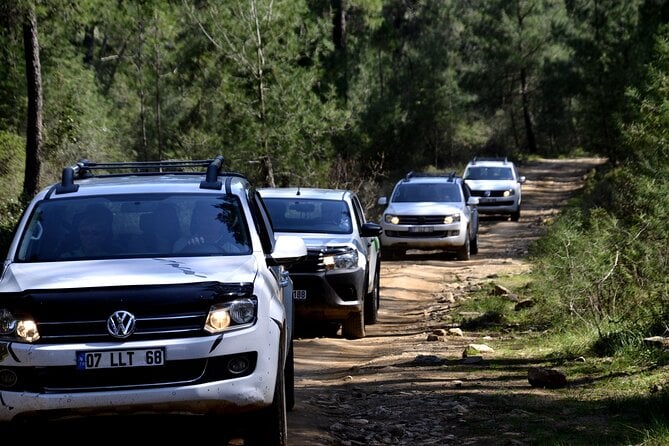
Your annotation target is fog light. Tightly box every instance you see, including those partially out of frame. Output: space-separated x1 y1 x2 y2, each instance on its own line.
227 356 250 375
0 369 18 388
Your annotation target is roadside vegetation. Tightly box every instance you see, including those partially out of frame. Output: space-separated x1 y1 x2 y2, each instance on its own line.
453 32 669 441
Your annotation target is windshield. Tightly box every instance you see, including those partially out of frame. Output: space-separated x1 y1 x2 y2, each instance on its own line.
464 166 514 181
263 198 352 234
391 183 461 203
16 194 251 262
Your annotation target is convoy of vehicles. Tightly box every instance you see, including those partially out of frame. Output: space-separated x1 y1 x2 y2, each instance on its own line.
0 154 522 439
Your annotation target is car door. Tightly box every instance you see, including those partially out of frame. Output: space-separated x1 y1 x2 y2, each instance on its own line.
350 194 380 290
462 182 479 236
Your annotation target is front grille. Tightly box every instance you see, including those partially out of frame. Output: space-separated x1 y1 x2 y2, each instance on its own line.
471 190 509 198
7 282 254 343
2 353 258 393
289 247 352 273
290 250 326 273
397 215 448 225
38 312 207 342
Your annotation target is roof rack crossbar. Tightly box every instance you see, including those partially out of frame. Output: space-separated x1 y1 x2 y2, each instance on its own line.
55 156 226 194
403 171 459 181
472 156 508 164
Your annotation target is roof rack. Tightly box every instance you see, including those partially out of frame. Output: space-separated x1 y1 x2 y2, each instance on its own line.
471 156 508 164
55 155 227 194
404 171 458 181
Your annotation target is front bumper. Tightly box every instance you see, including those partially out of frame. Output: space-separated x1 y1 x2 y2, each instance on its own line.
471 195 520 214
379 223 467 251
290 267 365 321
0 321 282 422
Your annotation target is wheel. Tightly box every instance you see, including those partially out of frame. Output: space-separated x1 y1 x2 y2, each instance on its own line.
456 231 471 260
246 361 288 445
511 207 520 222
364 262 380 325
342 309 365 339
470 233 478 255
381 249 394 261
381 248 404 261
285 338 295 411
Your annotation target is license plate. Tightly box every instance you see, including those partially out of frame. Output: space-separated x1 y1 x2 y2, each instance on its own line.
409 226 433 233
76 348 165 370
292 289 307 300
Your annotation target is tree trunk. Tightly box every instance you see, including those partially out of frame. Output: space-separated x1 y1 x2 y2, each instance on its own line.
22 7 43 203
520 67 537 152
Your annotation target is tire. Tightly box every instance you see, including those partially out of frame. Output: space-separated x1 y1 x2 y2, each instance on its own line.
364 262 380 325
511 207 521 222
246 362 288 446
456 231 471 260
342 309 365 339
470 233 479 255
381 249 394 261
381 248 404 261
285 338 295 411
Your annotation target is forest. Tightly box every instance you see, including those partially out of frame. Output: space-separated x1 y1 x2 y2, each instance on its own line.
1 1 669 372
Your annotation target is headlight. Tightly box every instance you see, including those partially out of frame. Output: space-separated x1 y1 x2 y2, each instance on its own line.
323 248 358 270
384 214 400 225
0 309 40 342
205 298 257 333
443 214 461 224
503 189 515 197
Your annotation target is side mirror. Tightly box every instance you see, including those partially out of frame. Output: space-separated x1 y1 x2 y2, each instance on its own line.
267 235 306 266
361 222 383 237
377 196 387 206
518 176 526 184
467 196 479 206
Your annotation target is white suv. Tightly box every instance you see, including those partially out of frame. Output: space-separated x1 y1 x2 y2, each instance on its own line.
0 157 306 444
463 157 526 221
378 172 479 260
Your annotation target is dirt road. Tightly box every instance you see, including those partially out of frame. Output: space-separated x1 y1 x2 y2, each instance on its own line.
287 157 607 446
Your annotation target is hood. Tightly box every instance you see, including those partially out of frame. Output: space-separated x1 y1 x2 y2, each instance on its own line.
0 256 258 292
464 179 517 191
274 232 354 250
385 201 464 216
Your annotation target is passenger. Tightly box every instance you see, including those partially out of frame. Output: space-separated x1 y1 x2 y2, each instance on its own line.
63 205 116 258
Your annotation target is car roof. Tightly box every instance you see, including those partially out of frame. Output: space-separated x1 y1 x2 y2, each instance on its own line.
36 156 250 200
258 187 349 200
394 171 463 185
465 157 516 168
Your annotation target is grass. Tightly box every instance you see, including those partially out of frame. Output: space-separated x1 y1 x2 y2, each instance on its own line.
448 272 669 445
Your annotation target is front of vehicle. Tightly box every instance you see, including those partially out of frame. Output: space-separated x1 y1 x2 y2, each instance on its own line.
463 161 524 220
0 173 304 429
259 188 375 339
379 180 470 256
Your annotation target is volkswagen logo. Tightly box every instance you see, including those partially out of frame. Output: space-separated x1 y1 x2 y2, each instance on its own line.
107 310 136 338
484 190 491 197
